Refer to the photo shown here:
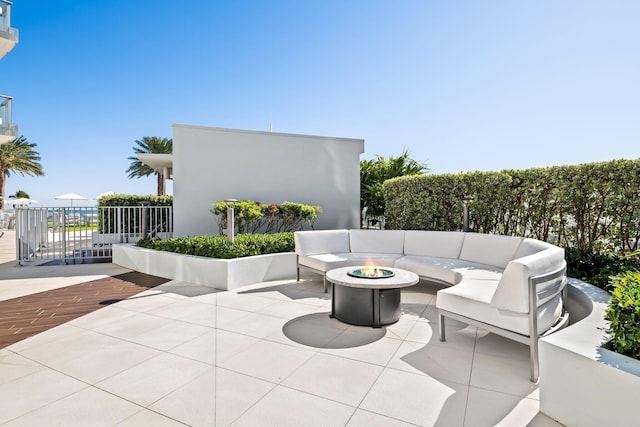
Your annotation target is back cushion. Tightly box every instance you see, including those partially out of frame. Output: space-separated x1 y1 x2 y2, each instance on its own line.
349 229 405 254
459 233 523 269
403 231 465 259
294 230 350 256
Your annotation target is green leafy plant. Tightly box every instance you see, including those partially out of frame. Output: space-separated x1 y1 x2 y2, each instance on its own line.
212 200 320 234
136 232 294 259
565 248 640 291
605 271 640 360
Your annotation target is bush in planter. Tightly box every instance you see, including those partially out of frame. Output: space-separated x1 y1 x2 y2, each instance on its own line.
136 232 294 259
565 248 640 291
605 270 640 360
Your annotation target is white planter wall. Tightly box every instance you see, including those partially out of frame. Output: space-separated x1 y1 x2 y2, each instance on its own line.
539 279 640 427
112 244 297 291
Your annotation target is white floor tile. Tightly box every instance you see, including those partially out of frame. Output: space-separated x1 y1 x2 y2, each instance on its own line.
0 368 88 424
217 339 315 383
388 339 473 384
347 409 418 427
282 352 383 406
96 352 210 406
215 368 275 426
149 366 216 427
321 329 402 366
230 385 355 427
360 369 468 426
464 387 562 427
169 329 216 364
3 386 141 427
470 351 539 398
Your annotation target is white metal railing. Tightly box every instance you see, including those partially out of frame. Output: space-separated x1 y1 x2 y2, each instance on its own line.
14 205 173 265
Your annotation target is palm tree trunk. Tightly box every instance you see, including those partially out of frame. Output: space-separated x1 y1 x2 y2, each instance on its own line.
157 172 166 196
0 168 6 210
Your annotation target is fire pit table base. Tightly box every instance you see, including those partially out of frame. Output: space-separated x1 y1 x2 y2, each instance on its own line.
326 266 419 328
331 285 401 327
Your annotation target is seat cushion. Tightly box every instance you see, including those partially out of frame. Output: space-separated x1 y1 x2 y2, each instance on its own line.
298 252 403 273
394 256 463 285
437 281 563 336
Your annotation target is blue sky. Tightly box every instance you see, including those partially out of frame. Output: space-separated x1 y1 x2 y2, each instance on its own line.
3 1 639 206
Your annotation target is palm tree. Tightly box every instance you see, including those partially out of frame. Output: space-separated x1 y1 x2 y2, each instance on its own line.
0 136 45 209
126 136 173 196
360 149 428 218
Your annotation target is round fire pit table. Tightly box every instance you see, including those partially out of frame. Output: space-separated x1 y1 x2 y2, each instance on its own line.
326 266 419 327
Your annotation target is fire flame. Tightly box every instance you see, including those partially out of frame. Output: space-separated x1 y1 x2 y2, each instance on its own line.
361 259 384 278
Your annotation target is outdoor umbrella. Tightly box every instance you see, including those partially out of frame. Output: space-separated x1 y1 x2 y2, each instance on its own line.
54 192 89 207
9 198 38 206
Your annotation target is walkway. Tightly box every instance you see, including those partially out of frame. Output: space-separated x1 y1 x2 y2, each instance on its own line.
0 230 563 426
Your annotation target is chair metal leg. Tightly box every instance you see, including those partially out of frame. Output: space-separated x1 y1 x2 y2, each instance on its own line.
439 312 446 341
296 266 300 282
323 275 328 293
530 337 539 382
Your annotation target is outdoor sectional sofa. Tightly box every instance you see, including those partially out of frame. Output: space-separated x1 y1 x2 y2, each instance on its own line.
294 229 569 381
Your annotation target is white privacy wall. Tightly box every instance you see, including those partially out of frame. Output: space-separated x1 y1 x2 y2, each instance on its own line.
172 124 365 237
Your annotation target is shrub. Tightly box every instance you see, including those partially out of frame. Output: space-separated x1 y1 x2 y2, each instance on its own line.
565 248 640 291
605 271 640 360
211 200 320 234
136 232 294 259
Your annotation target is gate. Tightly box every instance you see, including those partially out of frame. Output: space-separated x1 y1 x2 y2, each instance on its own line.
15 205 173 265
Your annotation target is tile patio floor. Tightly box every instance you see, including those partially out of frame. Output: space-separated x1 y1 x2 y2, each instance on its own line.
0 231 564 426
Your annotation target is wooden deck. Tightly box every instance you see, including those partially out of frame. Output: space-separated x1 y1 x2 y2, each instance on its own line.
0 272 170 349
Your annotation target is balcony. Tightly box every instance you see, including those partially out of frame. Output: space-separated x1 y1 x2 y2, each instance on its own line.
0 95 17 143
0 0 18 60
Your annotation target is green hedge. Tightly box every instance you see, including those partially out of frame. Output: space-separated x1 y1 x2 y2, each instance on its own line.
136 232 294 259
96 194 172 233
384 158 640 255
605 271 640 360
212 200 321 234
566 248 640 291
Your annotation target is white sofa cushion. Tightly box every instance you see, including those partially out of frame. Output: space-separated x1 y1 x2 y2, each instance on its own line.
513 238 553 259
349 229 405 254
299 252 403 273
437 280 564 336
459 233 523 269
295 230 350 256
403 231 465 259
491 246 566 313
394 256 464 285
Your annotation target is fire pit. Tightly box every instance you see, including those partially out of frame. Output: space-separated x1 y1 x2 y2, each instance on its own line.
347 267 395 279
326 266 419 327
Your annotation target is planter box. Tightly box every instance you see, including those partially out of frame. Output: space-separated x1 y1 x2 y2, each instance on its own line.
539 279 640 427
112 243 297 291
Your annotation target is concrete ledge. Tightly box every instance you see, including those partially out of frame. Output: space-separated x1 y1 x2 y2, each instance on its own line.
540 279 640 427
112 243 297 291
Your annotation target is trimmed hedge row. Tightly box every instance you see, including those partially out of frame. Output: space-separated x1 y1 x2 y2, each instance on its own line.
212 200 321 234
136 232 294 259
384 158 640 255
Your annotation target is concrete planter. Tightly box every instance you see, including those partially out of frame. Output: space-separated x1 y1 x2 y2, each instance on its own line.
540 279 640 427
112 243 297 291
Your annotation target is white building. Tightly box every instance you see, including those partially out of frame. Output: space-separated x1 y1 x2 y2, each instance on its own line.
0 0 18 144
141 124 365 237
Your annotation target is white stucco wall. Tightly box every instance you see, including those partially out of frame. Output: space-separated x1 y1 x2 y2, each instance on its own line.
172 124 364 237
